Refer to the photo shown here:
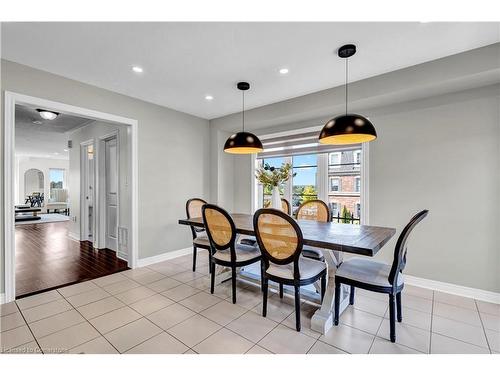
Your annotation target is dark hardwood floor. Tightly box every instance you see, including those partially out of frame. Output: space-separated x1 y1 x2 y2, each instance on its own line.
15 221 129 298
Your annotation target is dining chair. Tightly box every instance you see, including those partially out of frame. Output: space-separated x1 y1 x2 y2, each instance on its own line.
295 199 331 262
254 208 327 331
263 198 291 215
202 204 262 304
281 198 291 215
186 198 211 273
334 210 429 342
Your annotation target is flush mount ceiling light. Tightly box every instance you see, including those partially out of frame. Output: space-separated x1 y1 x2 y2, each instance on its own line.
319 44 377 145
279 68 289 75
36 109 59 121
132 66 143 73
223 82 263 154
205 95 214 101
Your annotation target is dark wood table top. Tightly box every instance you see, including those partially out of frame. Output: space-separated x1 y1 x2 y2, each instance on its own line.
179 213 396 257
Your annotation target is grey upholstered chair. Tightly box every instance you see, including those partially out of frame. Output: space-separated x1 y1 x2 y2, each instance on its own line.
334 210 429 342
186 198 211 272
254 208 327 332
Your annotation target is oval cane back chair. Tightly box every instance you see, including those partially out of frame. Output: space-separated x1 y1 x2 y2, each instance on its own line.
186 198 211 272
254 208 326 331
202 204 261 304
295 199 331 262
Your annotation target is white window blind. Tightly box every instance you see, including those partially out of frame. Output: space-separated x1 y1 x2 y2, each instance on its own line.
257 131 361 159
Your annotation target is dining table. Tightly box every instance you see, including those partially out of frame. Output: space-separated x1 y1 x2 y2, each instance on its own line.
179 213 396 334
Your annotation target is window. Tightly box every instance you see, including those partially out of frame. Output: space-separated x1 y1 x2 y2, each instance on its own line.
353 150 361 167
254 131 365 225
292 154 317 213
327 147 362 224
330 202 339 216
260 157 286 208
329 177 341 192
49 169 65 201
329 152 341 168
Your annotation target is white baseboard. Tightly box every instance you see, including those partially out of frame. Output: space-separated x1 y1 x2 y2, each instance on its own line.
0 293 5 304
68 232 80 242
405 275 500 304
136 247 192 268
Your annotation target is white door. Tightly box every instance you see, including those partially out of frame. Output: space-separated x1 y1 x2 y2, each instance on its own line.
105 137 118 251
82 143 95 242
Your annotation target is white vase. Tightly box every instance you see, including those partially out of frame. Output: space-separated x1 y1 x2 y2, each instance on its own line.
271 186 281 210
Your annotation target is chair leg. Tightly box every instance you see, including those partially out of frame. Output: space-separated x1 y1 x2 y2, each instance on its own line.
396 292 402 322
231 266 237 304
389 294 396 342
279 283 284 299
320 275 326 304
262 278 268 317
294 284 301 332
192 246 197 272
260 262 265 292
208 249 213 274
210 262 215 294
334 282 341 325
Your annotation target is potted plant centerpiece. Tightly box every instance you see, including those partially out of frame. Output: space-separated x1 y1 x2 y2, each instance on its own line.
255 162 295 209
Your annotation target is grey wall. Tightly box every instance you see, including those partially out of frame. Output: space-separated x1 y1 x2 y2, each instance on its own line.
1 60 211 293
209 45 500 293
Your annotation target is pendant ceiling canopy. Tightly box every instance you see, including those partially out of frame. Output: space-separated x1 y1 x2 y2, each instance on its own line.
319 44 377 145
224 82 263 154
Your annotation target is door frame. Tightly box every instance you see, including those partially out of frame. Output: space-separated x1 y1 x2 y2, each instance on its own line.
97 131 120 254
80 139 96 244
3 91 139 303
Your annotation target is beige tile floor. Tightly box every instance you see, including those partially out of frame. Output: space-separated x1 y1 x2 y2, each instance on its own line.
1 251 499 354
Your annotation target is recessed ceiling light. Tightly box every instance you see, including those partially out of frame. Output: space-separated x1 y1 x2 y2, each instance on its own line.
32 120 43 125
279 68 289 75
205 95 214 101
63 149 69 152
132 66 143 73
36 109 59 120
53 152 60 155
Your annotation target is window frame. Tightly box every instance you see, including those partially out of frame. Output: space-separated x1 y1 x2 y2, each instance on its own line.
329 176 341 193
251 125 370 225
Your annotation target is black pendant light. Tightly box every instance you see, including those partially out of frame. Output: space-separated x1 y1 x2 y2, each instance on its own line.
319 44 377 145
223 82 263 154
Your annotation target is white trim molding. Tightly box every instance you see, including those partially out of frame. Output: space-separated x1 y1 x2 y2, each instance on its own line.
3 91 139 303
0 294 6 304
68 232 80 242
136 247 192 268
405 275 500 304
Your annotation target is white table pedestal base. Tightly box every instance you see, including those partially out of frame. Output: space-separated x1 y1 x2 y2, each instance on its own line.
310 250 350 335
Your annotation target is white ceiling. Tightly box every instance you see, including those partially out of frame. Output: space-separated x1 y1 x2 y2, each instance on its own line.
2 22 499 119
15 104 93 159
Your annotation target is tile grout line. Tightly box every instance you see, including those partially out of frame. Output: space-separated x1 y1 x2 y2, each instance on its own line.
367 304 388 354
14 300 44 354
474 299 492 354
59 290 122 354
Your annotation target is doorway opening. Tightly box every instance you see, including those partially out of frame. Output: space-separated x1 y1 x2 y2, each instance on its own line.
4 92 138 302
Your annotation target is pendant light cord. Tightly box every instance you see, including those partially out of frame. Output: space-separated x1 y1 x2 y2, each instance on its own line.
345 57 348 115
242 90 245 132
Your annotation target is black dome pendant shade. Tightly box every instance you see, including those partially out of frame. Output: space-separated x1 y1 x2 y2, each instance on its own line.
224 82 263 154
319 44 377 145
